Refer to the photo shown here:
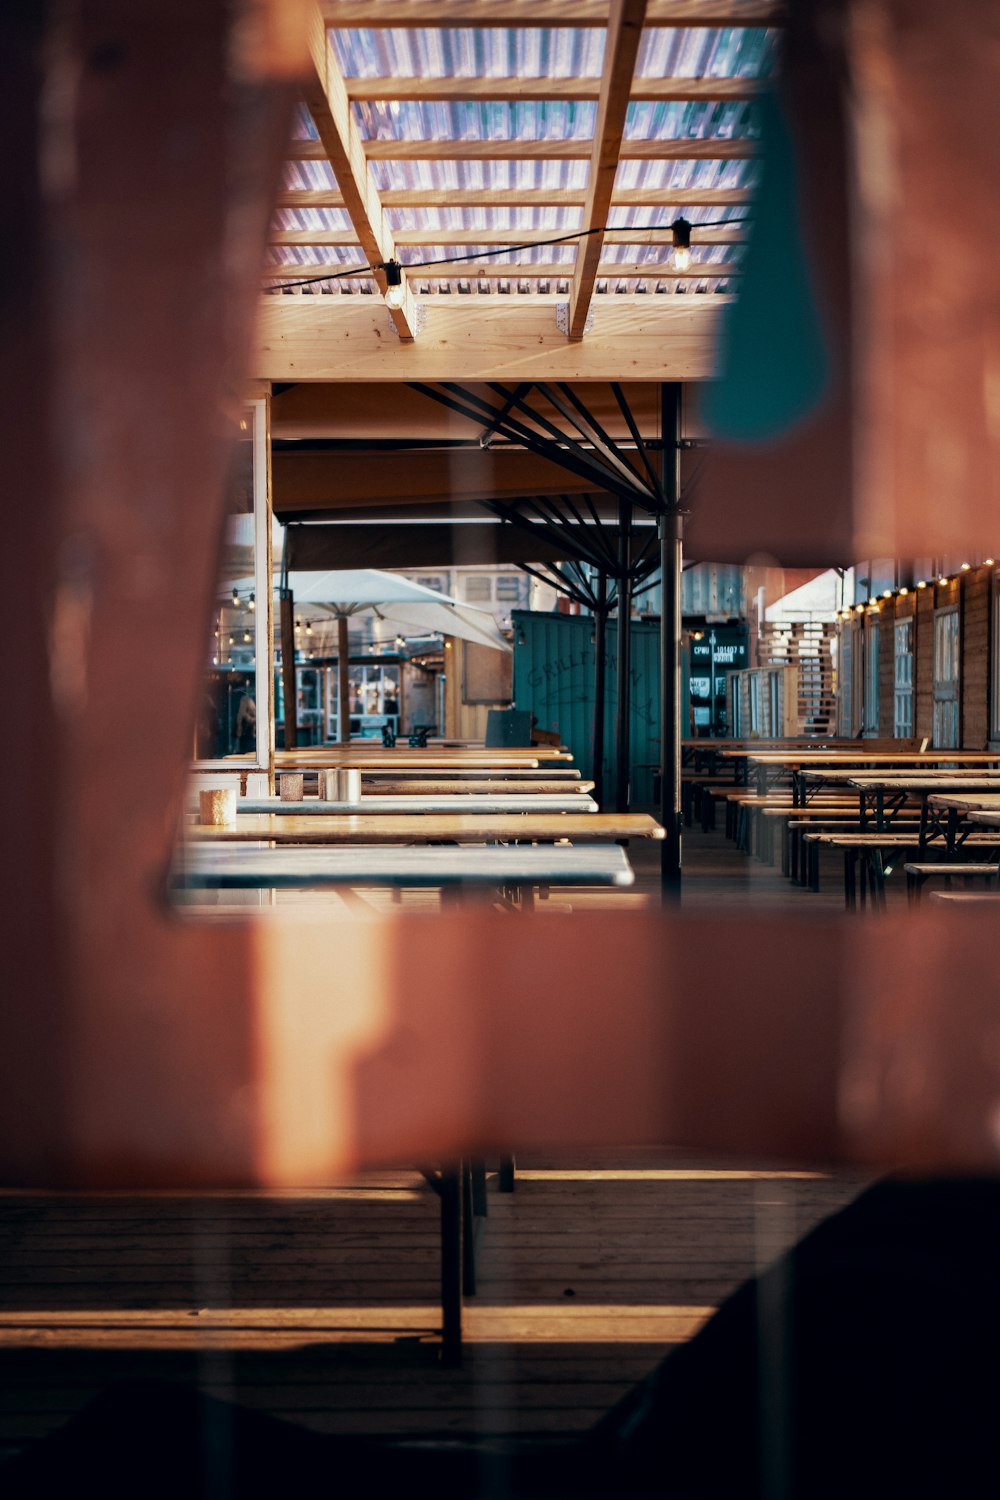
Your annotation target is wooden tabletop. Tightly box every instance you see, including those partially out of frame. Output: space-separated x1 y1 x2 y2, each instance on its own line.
272 748 573 766
801 767 1000 782
726 750 1000 765
353 766 582 779
929 794 1000 814
334 780 595 796
238 794 599 815
174 843 635 889
847 777 1000 793
189 812 663 844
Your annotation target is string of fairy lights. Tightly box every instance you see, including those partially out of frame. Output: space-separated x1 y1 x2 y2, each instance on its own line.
835 558 996 620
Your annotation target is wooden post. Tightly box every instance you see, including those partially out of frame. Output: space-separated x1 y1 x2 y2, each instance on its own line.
337 614 351 743
279 588 298 749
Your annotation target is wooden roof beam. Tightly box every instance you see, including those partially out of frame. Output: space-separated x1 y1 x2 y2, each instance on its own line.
278 186 751 209
345 76 759 103
271 225 747 246
300 1 417 338
570 0 650 339
284 137 757 162
321 1 784 25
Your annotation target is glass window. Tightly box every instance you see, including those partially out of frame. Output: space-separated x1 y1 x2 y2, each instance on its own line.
749 673 761 734
933 608 960 748
893 619 914 738
991 570 1000 742
496 574 524 602
838 625 852 736
864 620 880 735
462 574 493 603
196 400 272 768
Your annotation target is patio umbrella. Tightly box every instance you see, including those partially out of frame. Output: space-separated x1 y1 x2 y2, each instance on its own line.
279 568 510 744
284 568 511 655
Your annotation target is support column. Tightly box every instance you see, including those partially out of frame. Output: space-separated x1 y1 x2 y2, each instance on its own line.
660 383 683 898
592 570 608 808
337 614 351 744
615 501 632 813
278 588 297 750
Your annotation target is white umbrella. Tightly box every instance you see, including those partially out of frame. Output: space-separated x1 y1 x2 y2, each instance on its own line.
283 568 512 654
276 568 511 743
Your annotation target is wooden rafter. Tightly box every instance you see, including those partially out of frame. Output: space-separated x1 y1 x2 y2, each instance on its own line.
270 226 748 246
344 76 760 103
264 261 742 280
300 1 417 338
284 137 758 162
277 187 751 209
570 0 649 339
320 1 784 24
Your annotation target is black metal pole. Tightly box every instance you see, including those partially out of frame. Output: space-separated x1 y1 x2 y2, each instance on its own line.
615 501 632 813
592 570 608 808
660 383 683 899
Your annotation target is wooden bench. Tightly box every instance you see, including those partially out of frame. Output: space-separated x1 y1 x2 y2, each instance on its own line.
802 832 1000 909
904 861 1000 904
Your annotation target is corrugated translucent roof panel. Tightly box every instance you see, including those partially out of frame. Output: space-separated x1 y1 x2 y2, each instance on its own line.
614 158 760 191
386 206 583 232
370 158 591 192
332 27 606 78
637 26 778 77
353 100 598 141
623 100 759 140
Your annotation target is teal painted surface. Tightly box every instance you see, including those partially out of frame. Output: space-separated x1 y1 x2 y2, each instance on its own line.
513 611 686 803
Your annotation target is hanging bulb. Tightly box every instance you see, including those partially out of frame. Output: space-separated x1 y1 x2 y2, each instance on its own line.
306 620 314 635
243 631 251 643
248 593 255 612
382 259 406 309
295 619 302 634
670 216 692 272
231 587 240 607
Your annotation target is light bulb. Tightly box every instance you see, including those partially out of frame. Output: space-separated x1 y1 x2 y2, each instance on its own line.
248 593 255 611
383 259 406 309
670 216 692 272
231 588 240 606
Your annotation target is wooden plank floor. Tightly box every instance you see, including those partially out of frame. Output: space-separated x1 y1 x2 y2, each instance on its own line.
0 1151 868 1460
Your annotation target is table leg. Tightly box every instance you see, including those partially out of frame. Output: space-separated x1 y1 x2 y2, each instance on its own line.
439 1166 463 1367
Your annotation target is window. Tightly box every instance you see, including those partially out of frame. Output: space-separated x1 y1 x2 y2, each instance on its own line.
864 619 880 735
415 574 445 594
893 619 914 738
195 399 272 768
496 574 524 603
933 608 960 748
838 625 852 736
462 574 493 603
749 673 761 734
767 670 782 737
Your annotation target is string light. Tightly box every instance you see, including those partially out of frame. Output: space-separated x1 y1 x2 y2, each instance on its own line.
882 589 892 599
899 587 909 596
916 580 928 589
243 631 251 643
939 575 949 585
306 620 314 635
248 593 255 611
855 603 865 613
231 587 240 606
961 561 971 571
267 214 749 293
986 558 996 566
670 217 692 272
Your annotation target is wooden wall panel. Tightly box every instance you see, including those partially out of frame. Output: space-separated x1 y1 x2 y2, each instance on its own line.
961 569 990 748
877 606 894 738
914 587 935 740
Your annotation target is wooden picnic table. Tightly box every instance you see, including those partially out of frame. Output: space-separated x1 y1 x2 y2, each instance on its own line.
189 812 663 844
273 747 574 766
173 842 636 898
732 751 1000 803
354 766 582 780
237 794 599 816
335 779 595 796
925 794 1000 852
847 777 1000 851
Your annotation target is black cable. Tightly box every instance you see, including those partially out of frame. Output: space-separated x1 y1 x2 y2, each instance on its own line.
265 216 751 292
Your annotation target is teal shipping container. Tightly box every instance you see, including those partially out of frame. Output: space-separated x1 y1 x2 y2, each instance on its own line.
512 610 687 804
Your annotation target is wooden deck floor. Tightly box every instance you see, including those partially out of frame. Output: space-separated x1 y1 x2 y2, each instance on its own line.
0 1152 867 1460
1 820 873 1463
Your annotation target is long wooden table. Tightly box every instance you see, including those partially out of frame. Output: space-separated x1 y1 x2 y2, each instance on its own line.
727 750 1000 802
847 778 1000 851
174 842 636 896
190 812 662 844
238 795 599 816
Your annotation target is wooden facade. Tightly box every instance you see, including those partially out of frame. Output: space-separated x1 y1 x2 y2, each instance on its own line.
840 564 995 747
